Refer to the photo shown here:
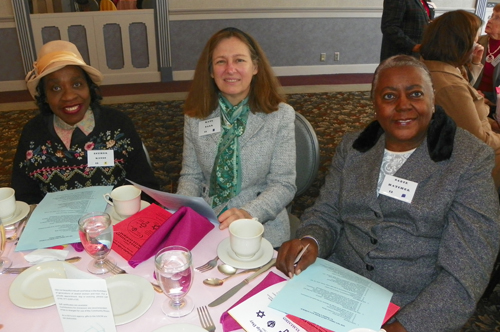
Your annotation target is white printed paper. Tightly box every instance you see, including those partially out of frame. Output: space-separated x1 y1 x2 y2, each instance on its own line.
49 278 116 332
229 282 307 332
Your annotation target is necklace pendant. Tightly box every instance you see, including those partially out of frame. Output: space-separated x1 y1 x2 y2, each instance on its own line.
487 54 495 63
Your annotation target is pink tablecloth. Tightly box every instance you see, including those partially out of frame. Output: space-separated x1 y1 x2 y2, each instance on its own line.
1 226 284 331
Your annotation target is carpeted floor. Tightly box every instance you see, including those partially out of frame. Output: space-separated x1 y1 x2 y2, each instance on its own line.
1 91 499 330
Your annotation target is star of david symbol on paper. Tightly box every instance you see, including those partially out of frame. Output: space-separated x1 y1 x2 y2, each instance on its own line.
256 310 265 318
152 224 160 230
267 321 276 327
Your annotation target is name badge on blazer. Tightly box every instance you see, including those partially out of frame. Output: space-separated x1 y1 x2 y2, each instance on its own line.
379 175 418 203
87 150 114 167
199 117 221 136
492 55 500 67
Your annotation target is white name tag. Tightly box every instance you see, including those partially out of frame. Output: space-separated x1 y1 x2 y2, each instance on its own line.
492 55 500 67
87 150 114 167
199 117 221 136
379 175 418 203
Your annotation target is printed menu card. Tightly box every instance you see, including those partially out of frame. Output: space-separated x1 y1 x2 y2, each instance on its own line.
269 258 393 332
229 282 307 332
49 278 116 332
16 186 112 252
112 203 172 262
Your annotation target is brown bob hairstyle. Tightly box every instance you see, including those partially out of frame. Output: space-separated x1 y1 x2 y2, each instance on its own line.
420 10 483 67
183 27 284 119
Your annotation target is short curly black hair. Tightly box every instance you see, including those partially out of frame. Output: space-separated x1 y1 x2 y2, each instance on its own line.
34 67 103 116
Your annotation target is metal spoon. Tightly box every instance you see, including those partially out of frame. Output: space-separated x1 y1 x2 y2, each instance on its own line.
217 264 238 276
203 268 258 287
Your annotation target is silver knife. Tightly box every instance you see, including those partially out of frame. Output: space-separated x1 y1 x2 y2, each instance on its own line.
208 258 276 307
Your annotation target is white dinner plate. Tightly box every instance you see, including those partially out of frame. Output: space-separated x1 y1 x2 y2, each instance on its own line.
3 201 30 226
106 274 155 325
105 200 150 225
217 237 274 269
152 323 206 332
9 261 70 309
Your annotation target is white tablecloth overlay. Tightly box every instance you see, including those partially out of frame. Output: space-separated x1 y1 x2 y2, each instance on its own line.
1 226 283 331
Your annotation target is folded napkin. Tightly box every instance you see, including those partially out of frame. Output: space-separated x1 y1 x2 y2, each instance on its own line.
114 205 214 267
221 271 286 332
24 249 69 264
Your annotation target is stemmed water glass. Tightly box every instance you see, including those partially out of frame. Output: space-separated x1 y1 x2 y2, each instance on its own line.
78 212 115 274
155 245 194 317
0 217 12 272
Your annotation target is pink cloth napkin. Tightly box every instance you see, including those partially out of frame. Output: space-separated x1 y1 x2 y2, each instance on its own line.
127 206 214 267
221 271 286 332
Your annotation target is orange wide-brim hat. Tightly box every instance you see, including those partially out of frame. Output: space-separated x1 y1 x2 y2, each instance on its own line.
25 40 104 98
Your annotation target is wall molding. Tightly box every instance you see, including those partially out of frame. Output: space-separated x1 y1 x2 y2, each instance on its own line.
169 6 470 21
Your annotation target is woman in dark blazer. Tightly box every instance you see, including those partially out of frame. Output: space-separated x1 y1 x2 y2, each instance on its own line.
380 0 434 61
277 55 500 332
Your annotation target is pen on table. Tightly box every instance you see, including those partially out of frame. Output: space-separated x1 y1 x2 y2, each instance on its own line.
294 243 310 265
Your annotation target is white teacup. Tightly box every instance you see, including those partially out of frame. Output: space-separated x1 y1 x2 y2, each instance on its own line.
103 185 141 219
229 218 264 260
0 187 16 222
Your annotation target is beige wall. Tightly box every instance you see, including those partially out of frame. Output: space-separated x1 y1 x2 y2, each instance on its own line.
168 0 474 11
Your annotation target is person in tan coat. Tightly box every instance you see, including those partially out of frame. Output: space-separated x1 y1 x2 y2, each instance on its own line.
420 10 500 189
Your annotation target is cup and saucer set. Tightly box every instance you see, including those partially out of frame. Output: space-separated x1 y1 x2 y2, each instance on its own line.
0 187 30 232
217 218 274 269
103 185 150 225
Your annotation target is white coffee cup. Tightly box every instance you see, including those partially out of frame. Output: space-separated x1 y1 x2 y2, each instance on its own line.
229 218 264 260
0 187 16 222
103 185 141 218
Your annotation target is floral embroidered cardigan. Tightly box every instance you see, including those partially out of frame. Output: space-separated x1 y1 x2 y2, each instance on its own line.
11 106 158 204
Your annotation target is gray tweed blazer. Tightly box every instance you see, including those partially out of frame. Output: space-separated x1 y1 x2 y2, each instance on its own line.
177 103 297 247
297 109 500 332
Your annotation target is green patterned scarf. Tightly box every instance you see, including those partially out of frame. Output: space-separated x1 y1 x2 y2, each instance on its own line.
209 95 250 209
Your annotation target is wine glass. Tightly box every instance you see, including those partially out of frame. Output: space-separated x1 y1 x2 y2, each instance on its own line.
0 217 12 272
78 212 115 274
155 245 194 317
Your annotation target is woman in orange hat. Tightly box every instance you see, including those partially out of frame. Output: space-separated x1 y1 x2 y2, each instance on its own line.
11 40 158 204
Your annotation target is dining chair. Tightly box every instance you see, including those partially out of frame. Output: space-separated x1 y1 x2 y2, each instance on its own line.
288 112 320 239
142 142 152 168
483 252 500 298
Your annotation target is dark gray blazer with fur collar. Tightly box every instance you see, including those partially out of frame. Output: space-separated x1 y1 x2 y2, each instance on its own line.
297 106 500 332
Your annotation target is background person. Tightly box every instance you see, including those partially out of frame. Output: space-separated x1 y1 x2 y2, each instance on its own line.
420 10 500 189
276 55 500 332
473 4 500 112
177 27 297 247
380 0 434 62
12 40 159 204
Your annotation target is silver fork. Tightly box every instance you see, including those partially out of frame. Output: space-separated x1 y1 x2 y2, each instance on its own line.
195 256 218 272
104 260 163 293
197 306 216 332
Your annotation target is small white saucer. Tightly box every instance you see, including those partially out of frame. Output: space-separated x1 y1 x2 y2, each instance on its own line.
2 201 30 226
217 237 274 269
105 200 150 225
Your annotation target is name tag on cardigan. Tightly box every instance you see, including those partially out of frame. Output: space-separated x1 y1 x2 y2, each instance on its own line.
88 150 114 167
199 117 221 136
379 175 418 203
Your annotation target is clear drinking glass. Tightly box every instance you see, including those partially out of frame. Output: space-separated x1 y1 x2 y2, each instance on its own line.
155 245 194 317
0 218 12 272
78 212 115 274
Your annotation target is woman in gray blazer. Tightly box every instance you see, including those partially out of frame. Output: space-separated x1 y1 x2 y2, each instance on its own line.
177 28 297 247
277 55 500 332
